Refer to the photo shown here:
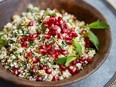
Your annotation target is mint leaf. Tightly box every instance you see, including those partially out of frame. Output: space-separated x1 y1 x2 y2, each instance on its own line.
87 20 109 29
41 24 46 33
0 39 7 47
55 57 67 65
87 30 99 50
65 56 76 67
56 56 77 67
73 39 82 57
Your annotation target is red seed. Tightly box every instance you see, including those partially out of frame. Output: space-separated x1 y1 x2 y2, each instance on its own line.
36 76 42 81
52 52 59 59
47 50 53 55
57 33 62 39
71 60 77 65
87 57 92 62
41 66 47 70
85 37 90 43
40 45 46 49
27 52 33 58
12 68 19 75
29 21 34 26
71 32 78 37
76 59 80 63
65 35 72 40
44 34 51 39
68 66 78 75
28 34 33 40
57 17 63 25
32 33 39 38
46 44 52 50
33 58 39 63
80 56 86 61
60 65 66 71
49 16 56 23
40 49 47 55
52 75 59 81
20 37 29 42
46 68 52 74
66 40 72 45
21 42 27 48
60 50 67 55
54 47 60 52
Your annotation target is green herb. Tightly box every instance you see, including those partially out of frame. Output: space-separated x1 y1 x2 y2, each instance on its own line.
0 39 7 47
55 56 67 65
73 39 82 57
86 20 109 29
65 56 76 67
87 30 99 50
56 56 77 67
41 24 46 33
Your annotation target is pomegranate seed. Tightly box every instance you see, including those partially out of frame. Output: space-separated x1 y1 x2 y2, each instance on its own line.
57 33 62 39
71 32 78 37
29 21 34 26
12 68 19 75
85 37 90 43
49 16 56 23
54 47 60 52
79 60 84 65
40 45 46 49
21 42 27 48
57 17 63 24
53 52 59 59
65 35 72 40
76 59 80 63
41 66 47 70
40 49 47 55
32 33 39 38
80 56 86 61
60 65 66 71
85 43 91 48
44 34 51 39
46 44 52 50
52 75 59 81
36 76 42 81
71 60 77 65
20 37 29 42
87 57 92 62
47 50 53 55
68 66 78 75
28 34 33 40
51 25 61 34
46 68 52 74
66 40 72 45
33 58 39 63
27 52 33 58
60 50 67 55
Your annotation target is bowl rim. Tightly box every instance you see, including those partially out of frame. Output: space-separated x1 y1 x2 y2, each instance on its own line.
0 0 112 87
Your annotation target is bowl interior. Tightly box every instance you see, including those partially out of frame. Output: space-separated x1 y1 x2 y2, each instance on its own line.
0 0 111 86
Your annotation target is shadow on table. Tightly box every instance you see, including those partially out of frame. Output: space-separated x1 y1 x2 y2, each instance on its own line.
0 79 25 87
101 0 116 16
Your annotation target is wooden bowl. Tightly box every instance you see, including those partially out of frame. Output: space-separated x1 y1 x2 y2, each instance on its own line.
0 0 111 86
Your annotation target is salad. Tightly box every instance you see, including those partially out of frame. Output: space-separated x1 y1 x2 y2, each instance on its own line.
0 4 109 81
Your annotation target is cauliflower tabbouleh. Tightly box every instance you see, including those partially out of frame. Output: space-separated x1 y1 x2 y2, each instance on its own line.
0 4 96 81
